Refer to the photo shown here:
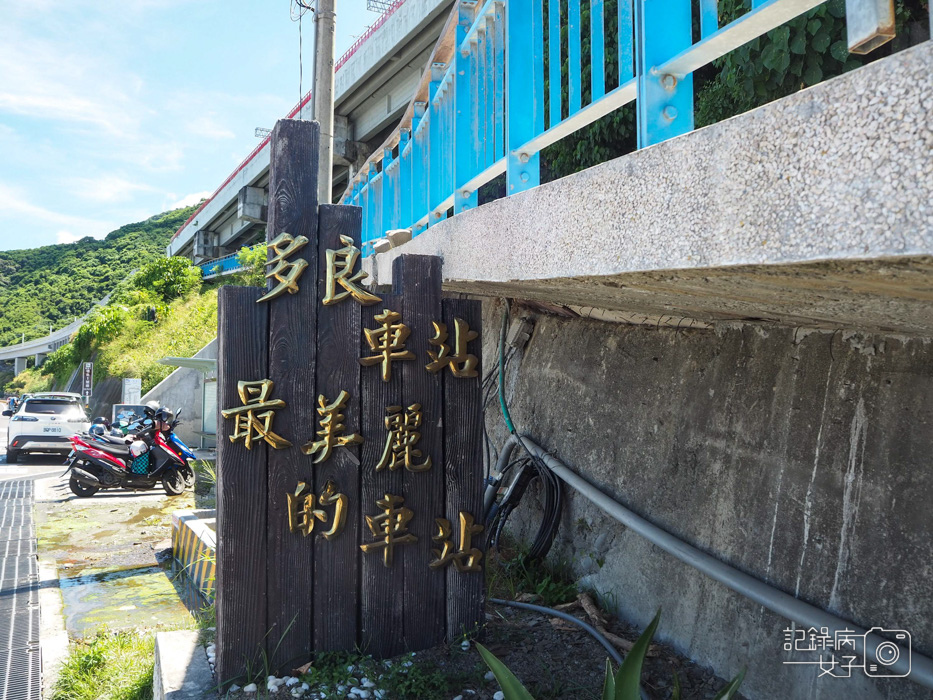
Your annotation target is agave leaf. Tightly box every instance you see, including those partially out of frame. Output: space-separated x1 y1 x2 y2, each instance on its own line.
712 667 747 700
671 671 682 700
601 658 616 700
476 643 536 700
614 609 661 700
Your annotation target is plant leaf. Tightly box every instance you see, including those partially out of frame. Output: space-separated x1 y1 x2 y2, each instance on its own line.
602 658 616 700
713 667 747 700
614 609 661 700
476 643 536 700
671 671 682 700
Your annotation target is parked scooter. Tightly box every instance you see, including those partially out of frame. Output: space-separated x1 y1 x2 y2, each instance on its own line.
65 406 191 497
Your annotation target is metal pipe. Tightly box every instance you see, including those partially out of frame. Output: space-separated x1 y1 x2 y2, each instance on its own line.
496 434 933 689
312 0 336 204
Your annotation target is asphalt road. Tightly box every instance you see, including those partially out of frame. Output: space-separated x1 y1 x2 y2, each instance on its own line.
0 416 71 482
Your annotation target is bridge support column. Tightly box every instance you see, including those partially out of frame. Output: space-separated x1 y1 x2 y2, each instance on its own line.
14 357 26 375
34 353 47 367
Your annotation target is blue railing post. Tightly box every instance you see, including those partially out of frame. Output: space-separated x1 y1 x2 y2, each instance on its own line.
505 0 544 194
635 0 694 148
399 128 412 231
428 63 445 225
455 1 480 214
412 102 428 235
382 147 395 235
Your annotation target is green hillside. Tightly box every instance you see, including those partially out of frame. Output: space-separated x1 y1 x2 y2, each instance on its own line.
0 206 197 347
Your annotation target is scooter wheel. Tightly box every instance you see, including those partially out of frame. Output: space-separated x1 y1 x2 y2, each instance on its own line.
69 474 99 498
181 465 195 489
162 471 185 496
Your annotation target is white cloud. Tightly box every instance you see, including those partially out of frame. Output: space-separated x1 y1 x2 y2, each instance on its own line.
188 115 236 140
56 230 82 244
0 183 115 240
67 175 157 203
167 191 212 210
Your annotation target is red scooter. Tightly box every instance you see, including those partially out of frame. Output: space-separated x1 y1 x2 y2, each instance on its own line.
65 407 188 497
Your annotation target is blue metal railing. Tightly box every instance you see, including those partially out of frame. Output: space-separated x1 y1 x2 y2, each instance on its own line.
341 0 874 246
198 244 266 278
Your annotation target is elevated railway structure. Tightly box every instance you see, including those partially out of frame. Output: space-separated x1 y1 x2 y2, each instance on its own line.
169 0 451 271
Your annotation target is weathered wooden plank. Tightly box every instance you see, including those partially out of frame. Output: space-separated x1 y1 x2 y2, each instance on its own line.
264 118 321 672
442 297 485 641
312 204 363 651
360 293 406 657
395 255 446 651
216 285 269 685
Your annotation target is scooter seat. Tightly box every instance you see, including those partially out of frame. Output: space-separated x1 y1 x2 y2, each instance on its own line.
93 442 131 456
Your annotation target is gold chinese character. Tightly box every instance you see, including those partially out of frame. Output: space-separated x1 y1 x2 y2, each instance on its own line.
301 390 363 463
360 493 418 566
425 318 479 378
360 309 415 382
429 512 484 572
287 482 325 537
221 379 292 450
375 404 431 472
257 232 309 303
286 479 347 539
323 235 381 306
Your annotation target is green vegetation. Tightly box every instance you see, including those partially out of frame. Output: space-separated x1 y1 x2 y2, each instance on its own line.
541 0 926 182
477 612 746 700
51 629 155 700
0 206 197 348
486 542 578 607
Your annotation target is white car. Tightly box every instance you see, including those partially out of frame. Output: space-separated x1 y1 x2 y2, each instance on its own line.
3 396 90 463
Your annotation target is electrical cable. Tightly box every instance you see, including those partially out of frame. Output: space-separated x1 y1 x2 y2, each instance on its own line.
484 300 562 561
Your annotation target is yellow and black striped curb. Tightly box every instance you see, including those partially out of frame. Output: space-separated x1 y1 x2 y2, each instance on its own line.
172 509 216 602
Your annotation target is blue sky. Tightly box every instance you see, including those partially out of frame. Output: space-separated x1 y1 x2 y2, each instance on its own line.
0 0 377 252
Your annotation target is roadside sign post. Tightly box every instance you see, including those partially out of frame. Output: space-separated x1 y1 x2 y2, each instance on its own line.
81 362 94 403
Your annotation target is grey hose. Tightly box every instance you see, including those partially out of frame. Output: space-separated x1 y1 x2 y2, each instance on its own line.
489 597 624 666
496 434 933 689
489 598 649 700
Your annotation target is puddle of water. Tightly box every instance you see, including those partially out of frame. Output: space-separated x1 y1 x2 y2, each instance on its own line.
60 564 194 634
123 505 165 526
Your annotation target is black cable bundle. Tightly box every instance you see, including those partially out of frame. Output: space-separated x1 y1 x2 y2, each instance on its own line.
484 300 562 562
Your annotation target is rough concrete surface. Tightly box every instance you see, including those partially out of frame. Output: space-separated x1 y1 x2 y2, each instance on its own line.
484 300 933 699
370 42 933 334
153 629 217 699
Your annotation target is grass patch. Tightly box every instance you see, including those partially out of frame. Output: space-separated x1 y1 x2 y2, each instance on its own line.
486 542 578 607
51 629 155 700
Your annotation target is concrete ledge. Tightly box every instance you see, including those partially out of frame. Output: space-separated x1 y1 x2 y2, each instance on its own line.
369 42 933 335
153 630 217 699
172 510 216 602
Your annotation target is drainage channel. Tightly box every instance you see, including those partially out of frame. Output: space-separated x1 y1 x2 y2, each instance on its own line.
0 480 40 699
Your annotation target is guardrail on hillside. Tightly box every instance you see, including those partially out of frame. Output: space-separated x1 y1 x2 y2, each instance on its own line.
341 0 902 246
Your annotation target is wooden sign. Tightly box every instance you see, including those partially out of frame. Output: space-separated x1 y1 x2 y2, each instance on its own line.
215 119 484 684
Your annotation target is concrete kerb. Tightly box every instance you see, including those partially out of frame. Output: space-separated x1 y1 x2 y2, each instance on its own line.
153 629 218 699
38 555 69 698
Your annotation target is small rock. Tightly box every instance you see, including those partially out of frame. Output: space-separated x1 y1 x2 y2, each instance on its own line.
286 677 300 686
229 684 241 692
362 680 375 688
460 640 471 651
243 683 258 693
484 671 496 681
493 693 505 700
373 691 386 700
358 692 371 699
452 695 463 700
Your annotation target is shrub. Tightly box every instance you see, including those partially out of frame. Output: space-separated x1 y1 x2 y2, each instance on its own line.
133 256 202 303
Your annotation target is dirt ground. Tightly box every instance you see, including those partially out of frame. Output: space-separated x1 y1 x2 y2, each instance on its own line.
222 592 740 700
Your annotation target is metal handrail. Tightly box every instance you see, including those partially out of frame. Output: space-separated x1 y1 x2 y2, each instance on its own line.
340 0 891 247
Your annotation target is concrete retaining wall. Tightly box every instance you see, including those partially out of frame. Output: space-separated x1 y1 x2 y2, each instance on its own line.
141 340 217 448
484 299 933 699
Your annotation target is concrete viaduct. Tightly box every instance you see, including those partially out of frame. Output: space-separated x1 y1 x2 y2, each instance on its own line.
167 0 450 265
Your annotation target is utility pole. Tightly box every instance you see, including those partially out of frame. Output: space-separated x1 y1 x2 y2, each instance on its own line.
312 0 337 204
